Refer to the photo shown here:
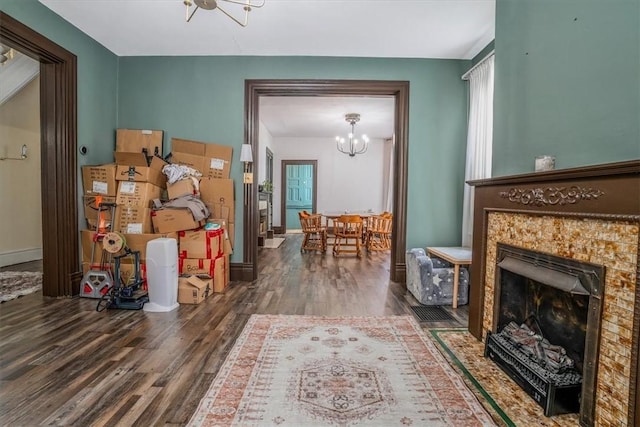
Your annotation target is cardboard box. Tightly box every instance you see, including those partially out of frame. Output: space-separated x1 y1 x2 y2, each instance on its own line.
171 138 206 173
171 138 232 179
116 129 163 156
179 258 215 276
172 138 205 156
213 255 229 293
114 152 167 188
178 229 223 259
81 229 106 265
200 178 235 222
151 208 205 234
114 206 152 234
167 178 198 200
82 164 117 196
204 143 233 179
81 230 177 263
83 195 116 223
118 260 148 288
124 233 177 260
178 274 212 304
116 181 163 207
206 219 234 254
224 254 230 285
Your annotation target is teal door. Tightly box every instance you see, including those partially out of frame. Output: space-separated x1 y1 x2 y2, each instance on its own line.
285 164 314 230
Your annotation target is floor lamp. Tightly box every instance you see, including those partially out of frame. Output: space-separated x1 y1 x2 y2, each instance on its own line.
240 144 253 205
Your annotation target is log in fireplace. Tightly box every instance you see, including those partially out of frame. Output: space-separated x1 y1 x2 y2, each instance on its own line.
485 243 604 422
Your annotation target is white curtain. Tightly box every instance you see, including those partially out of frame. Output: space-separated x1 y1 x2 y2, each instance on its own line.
461 54 494 247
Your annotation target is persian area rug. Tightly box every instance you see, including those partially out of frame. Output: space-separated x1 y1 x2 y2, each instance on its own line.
188 315 497 427
0 271 43 302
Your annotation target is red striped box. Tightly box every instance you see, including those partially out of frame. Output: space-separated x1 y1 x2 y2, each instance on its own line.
178 258 215 276
178 228 224 259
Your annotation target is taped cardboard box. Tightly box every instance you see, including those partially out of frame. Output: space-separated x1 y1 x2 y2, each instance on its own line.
114 206 152 234
116 181 163 207
116 129 163 157
206 219 234 254
114 152 167 188
200 178 234 222
151 208 205 234
82 164 117 196
167 178 198 200
178 229 223 259
178 274 212 304
179 258 214 276
81 230 177 263
178 257 226 292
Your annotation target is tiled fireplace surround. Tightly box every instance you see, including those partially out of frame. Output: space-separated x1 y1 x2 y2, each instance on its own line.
467 160 640 426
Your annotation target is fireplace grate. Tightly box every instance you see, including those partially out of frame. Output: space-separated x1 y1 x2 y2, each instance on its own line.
484 331 582 417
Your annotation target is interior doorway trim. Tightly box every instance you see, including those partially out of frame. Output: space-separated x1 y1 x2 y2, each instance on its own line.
1 12 79 296
280 160 318 232
243 79 409 282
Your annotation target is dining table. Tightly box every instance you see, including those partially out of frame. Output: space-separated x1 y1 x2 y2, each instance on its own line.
321 211 377 244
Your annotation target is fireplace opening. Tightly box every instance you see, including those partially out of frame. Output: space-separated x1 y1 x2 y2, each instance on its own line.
485 244 605 426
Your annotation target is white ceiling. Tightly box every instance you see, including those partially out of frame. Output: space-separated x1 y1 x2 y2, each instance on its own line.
260 96 395 139
36 0 494 139
37 0 495 59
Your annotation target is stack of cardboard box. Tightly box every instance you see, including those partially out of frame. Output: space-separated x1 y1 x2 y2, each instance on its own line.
81 129 173 285
168 138 234 298
80 130 235 302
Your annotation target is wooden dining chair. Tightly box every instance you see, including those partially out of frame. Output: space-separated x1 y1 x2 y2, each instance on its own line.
365 214 393 252
299 214 327 253
332 214 363 258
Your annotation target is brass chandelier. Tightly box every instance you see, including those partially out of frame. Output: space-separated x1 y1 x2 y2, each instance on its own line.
336 113 369 157
183 0 265 26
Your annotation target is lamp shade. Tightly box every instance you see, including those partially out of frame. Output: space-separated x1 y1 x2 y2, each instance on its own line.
240 144 253 163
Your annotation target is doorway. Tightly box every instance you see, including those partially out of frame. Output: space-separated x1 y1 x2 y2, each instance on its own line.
0 12 79 297
281 160 317 232
244 80 409 282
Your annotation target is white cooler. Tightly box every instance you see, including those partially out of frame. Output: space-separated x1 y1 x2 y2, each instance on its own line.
144 237 179 312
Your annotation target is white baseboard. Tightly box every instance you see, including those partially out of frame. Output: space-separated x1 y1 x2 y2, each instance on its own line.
0 248 43 268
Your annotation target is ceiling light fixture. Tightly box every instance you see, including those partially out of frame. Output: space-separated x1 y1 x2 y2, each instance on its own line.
336 113 369 157
183 0 265 26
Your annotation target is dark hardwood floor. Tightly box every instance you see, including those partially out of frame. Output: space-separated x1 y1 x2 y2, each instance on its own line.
0 234 467 426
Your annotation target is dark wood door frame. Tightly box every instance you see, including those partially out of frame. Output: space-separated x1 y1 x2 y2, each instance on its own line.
280 160 318 232
242 80 409 282
1 12 79 296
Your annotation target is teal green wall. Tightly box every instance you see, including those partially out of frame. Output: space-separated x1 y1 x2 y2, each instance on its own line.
493 0 640 176
118 57 471 258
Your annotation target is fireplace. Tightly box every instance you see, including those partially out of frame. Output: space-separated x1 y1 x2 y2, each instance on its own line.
485 243 605 423
466 160 640 427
